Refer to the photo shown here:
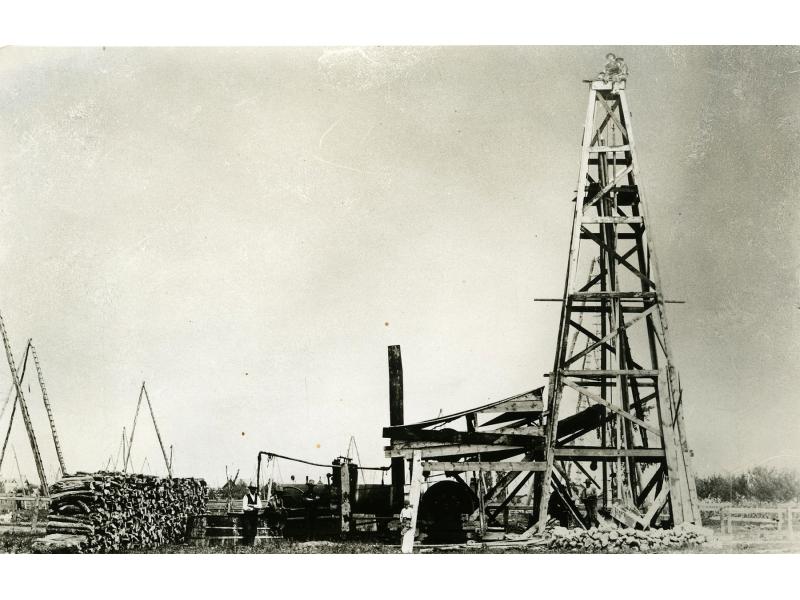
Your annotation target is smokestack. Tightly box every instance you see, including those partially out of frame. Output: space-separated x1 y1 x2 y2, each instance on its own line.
388 345 404 511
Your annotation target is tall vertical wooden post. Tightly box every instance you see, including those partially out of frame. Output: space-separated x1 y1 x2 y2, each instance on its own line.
339 458 352 535
401 450 423 554
388 345 405 511
122 427 127 473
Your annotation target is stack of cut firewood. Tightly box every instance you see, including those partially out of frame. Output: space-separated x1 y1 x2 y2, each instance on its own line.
32 471 207 553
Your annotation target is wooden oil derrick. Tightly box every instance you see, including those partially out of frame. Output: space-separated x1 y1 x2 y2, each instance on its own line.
534 69 701 532
382 63 700 552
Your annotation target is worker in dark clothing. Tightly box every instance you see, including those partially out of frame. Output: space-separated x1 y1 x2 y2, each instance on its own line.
302 480 318 540
580 478 601 528
602 52 620 82
241 484 262 545
614 57 629 82
548 492 570 527
268 495 287 537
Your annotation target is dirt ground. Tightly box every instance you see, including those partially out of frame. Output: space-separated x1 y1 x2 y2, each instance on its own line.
2 521 799 554
120 535 800 554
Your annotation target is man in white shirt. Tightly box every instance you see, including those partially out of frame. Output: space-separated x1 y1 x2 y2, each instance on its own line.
399 499 414 539
241 484 262 545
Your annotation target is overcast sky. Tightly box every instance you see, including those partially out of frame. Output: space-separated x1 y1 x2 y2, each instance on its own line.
1 46 798 486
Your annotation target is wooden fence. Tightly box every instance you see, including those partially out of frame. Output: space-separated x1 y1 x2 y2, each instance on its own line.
0 495 49 531
700 503 799 535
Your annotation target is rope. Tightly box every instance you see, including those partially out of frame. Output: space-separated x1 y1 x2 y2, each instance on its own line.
260 451 389 471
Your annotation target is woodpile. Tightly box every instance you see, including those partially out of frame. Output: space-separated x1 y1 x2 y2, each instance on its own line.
32 471 207 553
546 523 710 552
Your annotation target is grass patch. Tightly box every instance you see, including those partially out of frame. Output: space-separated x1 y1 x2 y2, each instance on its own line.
0 530 39 554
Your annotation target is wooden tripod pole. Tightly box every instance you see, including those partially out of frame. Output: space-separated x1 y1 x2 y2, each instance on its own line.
0 341 31 473
123 384 145 472
142 384 172 478
0 311 48 496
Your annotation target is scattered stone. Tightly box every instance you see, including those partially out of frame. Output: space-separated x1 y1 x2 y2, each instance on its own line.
545 523 710 553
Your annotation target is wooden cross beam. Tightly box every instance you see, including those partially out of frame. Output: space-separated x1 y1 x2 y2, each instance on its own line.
590 98 621 146
421 461 547 472
384 427 540 447
596 93 629 140
582 165 634 211
565 303 659 367
385 443 525 459
561 379 662 436
579 227 656 288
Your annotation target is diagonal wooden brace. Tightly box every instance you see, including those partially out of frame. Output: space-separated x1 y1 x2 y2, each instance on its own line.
565 304 659 367
561 378 662 437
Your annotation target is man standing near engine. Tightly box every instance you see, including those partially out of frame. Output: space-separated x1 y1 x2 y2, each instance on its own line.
399 499 414 540
241 484 262 545
303 479 319 540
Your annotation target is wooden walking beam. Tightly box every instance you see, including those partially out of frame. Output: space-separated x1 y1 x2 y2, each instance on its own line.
385 427 540 447
422 461 546 472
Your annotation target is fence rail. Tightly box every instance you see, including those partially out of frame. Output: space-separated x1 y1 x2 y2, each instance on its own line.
0 495 49 531
699 503 800 535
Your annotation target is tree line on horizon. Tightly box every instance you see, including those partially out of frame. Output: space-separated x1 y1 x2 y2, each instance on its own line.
696 466 800 503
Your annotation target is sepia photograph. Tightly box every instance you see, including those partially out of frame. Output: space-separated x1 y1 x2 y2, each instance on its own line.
1 34 799 568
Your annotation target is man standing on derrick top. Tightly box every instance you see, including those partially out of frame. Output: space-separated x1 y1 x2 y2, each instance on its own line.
601 52 619 81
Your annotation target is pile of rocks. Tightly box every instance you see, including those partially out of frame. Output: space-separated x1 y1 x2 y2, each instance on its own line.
32 472 207 553
546 523 710 552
